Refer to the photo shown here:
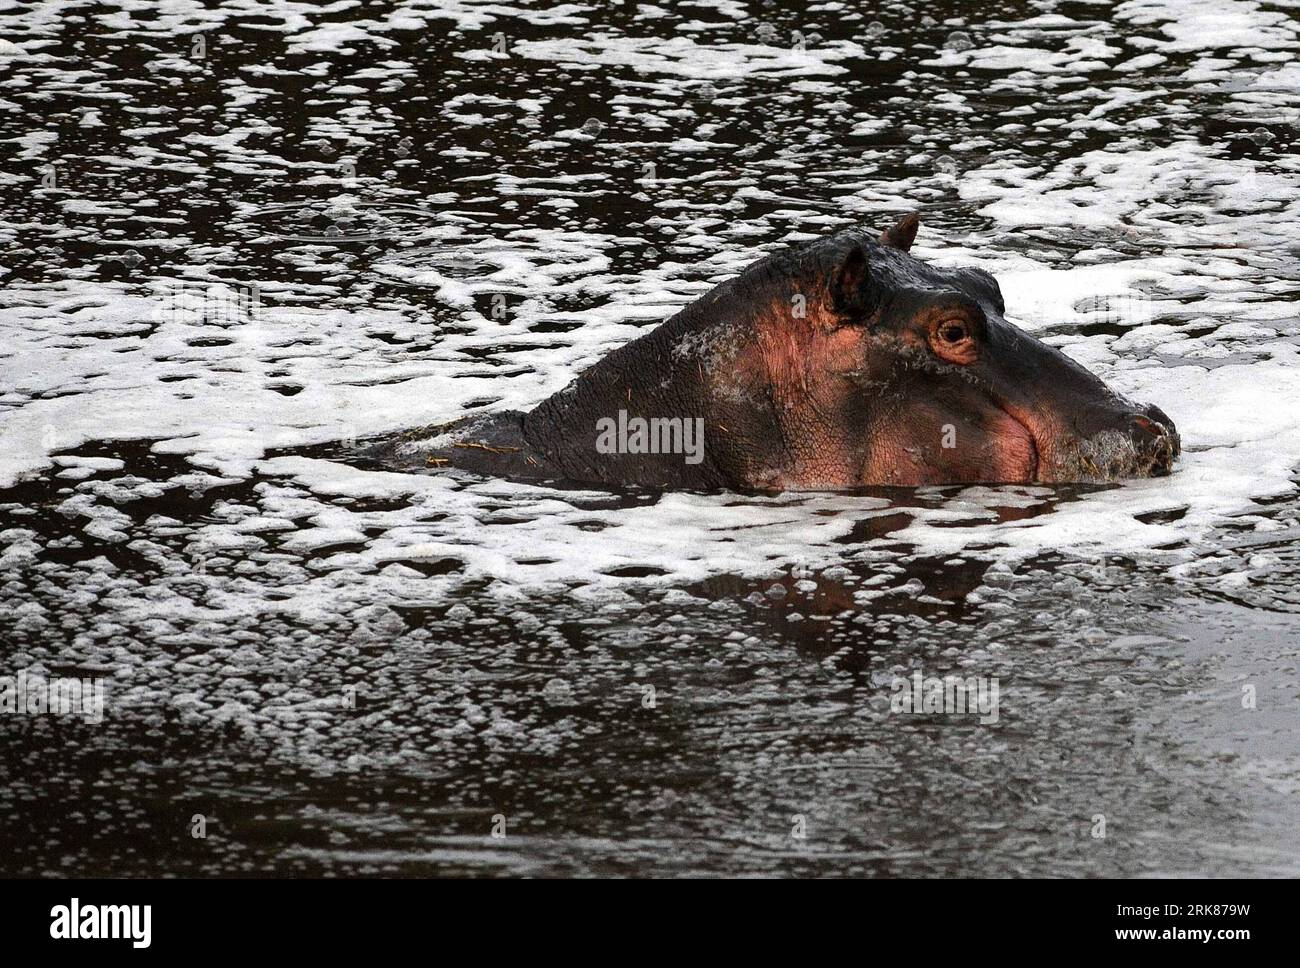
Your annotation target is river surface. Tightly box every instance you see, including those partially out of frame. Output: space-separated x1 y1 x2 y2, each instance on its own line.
1 0 1299 876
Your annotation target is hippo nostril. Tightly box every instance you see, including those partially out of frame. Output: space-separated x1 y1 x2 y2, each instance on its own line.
1127 412 1176 475
1139 405 1179 449
1131 415 1161 437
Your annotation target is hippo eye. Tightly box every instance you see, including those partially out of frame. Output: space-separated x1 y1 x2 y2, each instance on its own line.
940 322 968 344
929 315 978 364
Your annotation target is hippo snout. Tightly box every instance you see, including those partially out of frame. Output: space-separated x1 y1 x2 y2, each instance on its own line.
1063 402 1180 482
1127 404 1180 476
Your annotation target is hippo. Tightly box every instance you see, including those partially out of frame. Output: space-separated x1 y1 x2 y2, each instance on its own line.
363 214 1179 490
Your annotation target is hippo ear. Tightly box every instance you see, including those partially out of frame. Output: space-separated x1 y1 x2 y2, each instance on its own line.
880 212 920 252
831 244 874 317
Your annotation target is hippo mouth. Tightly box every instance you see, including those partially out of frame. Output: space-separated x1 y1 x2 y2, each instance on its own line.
989 383 1180 484
991 403 1039 483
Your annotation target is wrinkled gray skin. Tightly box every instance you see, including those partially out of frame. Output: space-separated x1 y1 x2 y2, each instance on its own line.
362 214 1179 491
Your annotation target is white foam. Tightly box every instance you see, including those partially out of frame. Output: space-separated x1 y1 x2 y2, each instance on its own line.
1117 0 1300 52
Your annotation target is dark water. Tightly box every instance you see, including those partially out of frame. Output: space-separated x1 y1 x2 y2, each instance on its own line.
1 0 1299 876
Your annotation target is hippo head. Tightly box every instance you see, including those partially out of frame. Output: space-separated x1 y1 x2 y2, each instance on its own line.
508 213 1181 491
682 214 1180 489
